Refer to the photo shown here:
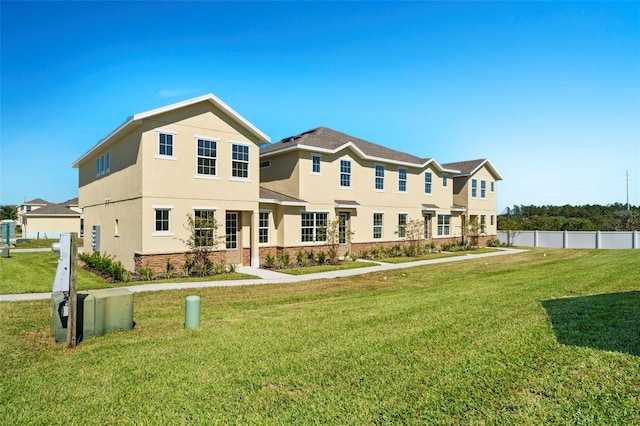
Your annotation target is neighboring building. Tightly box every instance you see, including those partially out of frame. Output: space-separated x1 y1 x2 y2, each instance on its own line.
72 94 270 272
258 126 502 257
20 198 83 239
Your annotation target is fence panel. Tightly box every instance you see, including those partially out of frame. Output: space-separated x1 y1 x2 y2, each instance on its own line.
600 232 634 249
568 231 597 249
538 231 564 248
498 230 639 249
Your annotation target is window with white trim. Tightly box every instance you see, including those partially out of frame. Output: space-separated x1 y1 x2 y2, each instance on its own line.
490 181 495 192
301 212 328 242
437 214 450 236
155 209 170 232
194 210 216 247
425 172 432 194
398 214 407 238
373 213 383 239
443 174 448 187
312 155 321 174
259 212 269 244
159 133 174 157
480 215 486 233
197 139 217 176
105 152 110 172
260 160 271 168
398 168 407 192
481 180 486 198
340 160 351 187
471 179 478 198
231 144 249 178
375 164 385 190
96 158 100 177
96 153 110 177
491 215 495 226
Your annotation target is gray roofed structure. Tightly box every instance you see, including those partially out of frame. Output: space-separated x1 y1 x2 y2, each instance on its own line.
259 187 307 205
24 203 81 216
261 126 433 166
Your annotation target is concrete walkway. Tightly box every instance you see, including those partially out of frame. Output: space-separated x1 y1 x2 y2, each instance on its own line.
1 248 527 302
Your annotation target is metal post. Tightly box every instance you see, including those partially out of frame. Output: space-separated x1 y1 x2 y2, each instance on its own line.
66 233 78 348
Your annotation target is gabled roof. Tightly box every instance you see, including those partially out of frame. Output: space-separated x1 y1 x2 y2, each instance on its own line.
24 203 82 217
72 94 270 168
261 126 457 172
62 197 79 206
259 187 308 206
442 159 503 180
22 198 50 206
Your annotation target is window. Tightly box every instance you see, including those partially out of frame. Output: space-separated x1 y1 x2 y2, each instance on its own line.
312 155 321 174
301 212 328 242
96 158 100 177
437 214 450 236
398 168 407 192
443 174 448 187
159 133 173 157
226 212 238 249
424 214 431 239
375 164 385 190
260 160 271 168
194 210 215 247
471 179 478 198
197 139 217 176
373 213 383 239
491 181 495 192
259 212 269 244
340 160 351 187
398 214 407 238
105 152 110 172
491 215 495 226
481 180 486 198
480 215 486 233
425 172 432 194
155 209 170 232
231 144 249 178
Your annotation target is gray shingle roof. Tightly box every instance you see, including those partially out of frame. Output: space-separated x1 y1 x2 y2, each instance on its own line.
259 187 307 205
441 159 487 175
24 203 81 216
261 126 432 166
23 198 51 205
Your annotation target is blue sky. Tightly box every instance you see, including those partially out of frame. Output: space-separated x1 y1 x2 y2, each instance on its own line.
1 1 639 212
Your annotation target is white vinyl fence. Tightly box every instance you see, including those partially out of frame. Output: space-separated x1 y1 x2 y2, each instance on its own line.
498 230 640 250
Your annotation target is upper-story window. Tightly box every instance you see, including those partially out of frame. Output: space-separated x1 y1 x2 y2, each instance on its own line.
490 181 495 192
471 179 478 198
398 168 407 192
197 139 217 176
159 133 174 157
425 172 432 194
96 152 111 177
340 159 351 187
312 155 321 174
375 165 385 190
442 174 448 187
481 180 486 198
231 143 249 179
260 160 271 168
105 152 110 172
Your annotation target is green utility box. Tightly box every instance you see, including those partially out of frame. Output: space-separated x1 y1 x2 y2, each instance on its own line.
51 288 134 343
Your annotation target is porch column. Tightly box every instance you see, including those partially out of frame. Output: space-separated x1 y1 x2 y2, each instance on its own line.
251 209 260 268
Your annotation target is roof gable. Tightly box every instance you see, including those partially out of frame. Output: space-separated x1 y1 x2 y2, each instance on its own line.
261 126 455 172
442 159 503 180
24 203 81 216
22 198 50 206
73 94 270 167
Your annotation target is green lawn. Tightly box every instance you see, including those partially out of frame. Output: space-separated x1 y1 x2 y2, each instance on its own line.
277 260 379 275
1 249 639 424
12 238 84 249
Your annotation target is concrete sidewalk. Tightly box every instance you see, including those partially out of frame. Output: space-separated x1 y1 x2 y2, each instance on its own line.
1 248 527 302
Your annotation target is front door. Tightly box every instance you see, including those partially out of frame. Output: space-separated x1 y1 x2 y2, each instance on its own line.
225 212 242 265
423 214 431 240
338 212 351 256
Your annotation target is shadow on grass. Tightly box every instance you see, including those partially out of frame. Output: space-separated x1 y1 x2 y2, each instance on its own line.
541 291 640 356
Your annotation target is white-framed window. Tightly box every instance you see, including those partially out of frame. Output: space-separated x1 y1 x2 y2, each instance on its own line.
301 212 328 242
96 153 110 177
155 208 170 233
194 209 216 247
398 168 407 192
105 152 110 172
340 159 351 187
259 211 269 244
231 143 249 178
373 213 383 239
197 139 217 176
481 180 486 198
158 132 174 157
480 215 486 234
491 215 495 226
312 155 321 174
471 179 478 198
226 212 238 249
443 174 448 187
437 214 450 236
490 181 495 192
375 164 385 190
425 172 432 194
260 160 271 169
398 213 407 238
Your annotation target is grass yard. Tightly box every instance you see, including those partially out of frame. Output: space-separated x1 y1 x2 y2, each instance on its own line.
1 249 639 424
276 260 379 275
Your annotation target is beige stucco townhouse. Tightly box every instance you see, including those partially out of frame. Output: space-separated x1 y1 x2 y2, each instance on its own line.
258 126 501 258
72 94 270 272
19 198 83 239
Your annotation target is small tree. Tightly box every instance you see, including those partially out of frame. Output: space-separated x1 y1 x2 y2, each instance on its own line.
181 213 225 273
462 216 480 247
323 216 354 264
403 218 425 256
498 216 522 247
0 205 18 221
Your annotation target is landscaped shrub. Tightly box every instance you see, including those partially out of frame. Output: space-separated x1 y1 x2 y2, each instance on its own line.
317 251 327 264
278 250 291 268
165 259 176 279
487 238 501 247
359 249 369 259
264 252 275 269
139 266 155 281
328 247 339 264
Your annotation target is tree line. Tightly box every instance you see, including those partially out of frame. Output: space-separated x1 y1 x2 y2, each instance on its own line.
498 203 640 231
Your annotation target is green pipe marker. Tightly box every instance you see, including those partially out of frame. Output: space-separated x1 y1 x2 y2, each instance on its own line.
185 295 201 329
